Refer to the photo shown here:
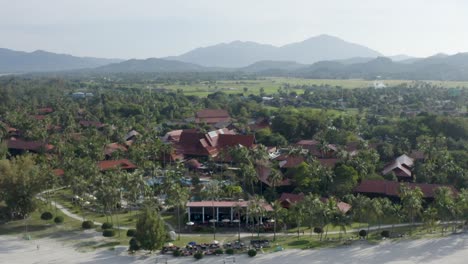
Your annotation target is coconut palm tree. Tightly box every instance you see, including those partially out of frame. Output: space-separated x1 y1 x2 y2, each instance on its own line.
434 186 456 233
268 167 283 191
399 184 424 234
270 200 285 241
247 195 266 238
202 181 221 239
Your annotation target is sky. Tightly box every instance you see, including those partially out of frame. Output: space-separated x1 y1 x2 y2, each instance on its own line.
1 0 467 59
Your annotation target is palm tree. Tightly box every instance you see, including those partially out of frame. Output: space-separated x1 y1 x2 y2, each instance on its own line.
247 195 266 238
290 202 305 238
399 184 424 234
239 163 258 194
434 186 456 234
268 168 283 191
270 200 285 241
202 181 221 239
233 203 244 242
167 184 190 240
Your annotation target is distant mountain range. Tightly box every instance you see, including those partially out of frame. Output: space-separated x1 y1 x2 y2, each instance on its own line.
166 34 382 67
0 48 122 73
2 34 468 81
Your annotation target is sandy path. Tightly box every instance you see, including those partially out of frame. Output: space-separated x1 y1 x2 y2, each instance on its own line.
1 233 468 264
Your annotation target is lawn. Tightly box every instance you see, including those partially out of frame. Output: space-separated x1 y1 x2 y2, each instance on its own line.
159 77 468 97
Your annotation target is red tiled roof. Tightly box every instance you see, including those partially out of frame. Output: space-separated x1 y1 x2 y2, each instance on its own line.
354 180 457 199
6 139 54 152
382 154 414 177
79 120 104 128
195 109 231 124
97 159 137 171
175 129 252 158
196 109 230 118
33 115 47 120
218 134 255 148
186 159 202 169
37 107 54 114
278 193 304 205
104 143 128 156
53 169 64 176
256 165 290 187
278 156 305 168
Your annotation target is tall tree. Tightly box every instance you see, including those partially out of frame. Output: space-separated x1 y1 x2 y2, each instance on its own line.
0 155 48 219
135 206 166 251
399 184 424 233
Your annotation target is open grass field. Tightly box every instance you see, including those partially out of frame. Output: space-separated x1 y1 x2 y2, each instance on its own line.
159 77 468 97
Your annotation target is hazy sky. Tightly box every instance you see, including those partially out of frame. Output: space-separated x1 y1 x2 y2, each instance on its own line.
1 0 467 59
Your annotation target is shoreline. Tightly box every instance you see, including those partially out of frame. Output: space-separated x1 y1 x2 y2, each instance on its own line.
1 232 468 263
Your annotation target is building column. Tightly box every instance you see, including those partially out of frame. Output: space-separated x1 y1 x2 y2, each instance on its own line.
202 207 205 222
188 207 191 222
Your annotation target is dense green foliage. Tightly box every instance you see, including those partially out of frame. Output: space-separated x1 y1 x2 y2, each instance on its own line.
40 212 53 221
134 207 166 251
82 220 94 229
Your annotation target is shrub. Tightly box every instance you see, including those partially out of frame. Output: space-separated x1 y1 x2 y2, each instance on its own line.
54 216 64 224
225 248 234 255
126 229 136 237
359 229 367 238
381 230 390 238
82 220 94 229
194 251 204 260
313 227 323 234
247 249 257 257
101 222 113 229
103 229 116 237
215 249 223 255
41 212 53 221
129 238 140 251
173 250 182 257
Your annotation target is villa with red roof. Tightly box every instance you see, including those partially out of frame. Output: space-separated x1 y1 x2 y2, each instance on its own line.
97 159 137 172
195 109 231 124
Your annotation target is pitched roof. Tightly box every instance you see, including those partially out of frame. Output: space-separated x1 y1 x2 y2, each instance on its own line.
6 139 54 152
217 134 255 148
37 107 54 114
278 193 305 204
124 130 140 141
382 154 414 177
256 165 291 187
354 180 457 199
97 159 137 171
79 120 104 128
278 156 305 168
53 169 64 176
175 129 251 158
196 109 230 118
195 109 231 124
104 143 128 156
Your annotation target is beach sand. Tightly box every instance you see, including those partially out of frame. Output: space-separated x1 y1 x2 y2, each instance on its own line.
1 233 468 264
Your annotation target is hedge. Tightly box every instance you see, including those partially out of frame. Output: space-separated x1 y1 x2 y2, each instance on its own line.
41 212 53 221
359 229 367 238
82 220 94 229
54 216 64 224
101 222 113 230
248 249 257 257
126 229 136 237
225 248 234 255
103 229 116 237
194 252 204 260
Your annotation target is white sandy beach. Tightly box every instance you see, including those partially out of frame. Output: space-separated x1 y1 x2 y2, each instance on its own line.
1 233 468 264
